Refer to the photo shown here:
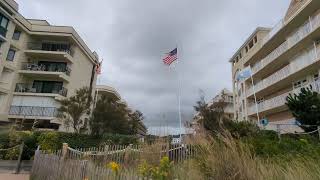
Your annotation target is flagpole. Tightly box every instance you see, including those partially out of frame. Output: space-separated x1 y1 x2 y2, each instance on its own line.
249 65 260 124
176 47 183 143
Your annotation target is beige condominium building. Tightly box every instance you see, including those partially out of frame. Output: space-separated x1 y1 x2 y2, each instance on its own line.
0 0 101 131
230 0 320 130
207 88 234 120
191 88 234 133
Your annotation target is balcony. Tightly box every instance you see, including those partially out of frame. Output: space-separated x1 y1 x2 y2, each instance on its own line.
250 10 320 76
24 42 74 63
14 83 68 97
18 63 71 82
9 106 58 118
248 80 320 115
262 19 284 45
247 44 319 97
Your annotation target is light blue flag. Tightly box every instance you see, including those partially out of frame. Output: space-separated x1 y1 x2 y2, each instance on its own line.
236 66 252 81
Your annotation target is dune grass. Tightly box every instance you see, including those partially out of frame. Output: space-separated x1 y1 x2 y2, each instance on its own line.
131 132 320 180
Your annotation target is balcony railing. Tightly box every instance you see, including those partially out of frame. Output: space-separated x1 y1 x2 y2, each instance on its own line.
252 41 288 74
251 10 320 75
247 45 319 96
248 80 320 115
21 63 71 76
27 42 73 56
9 106 58 117
15 83 68 97
262 19 284 45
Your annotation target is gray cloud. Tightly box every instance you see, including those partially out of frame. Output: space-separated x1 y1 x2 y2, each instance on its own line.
16 0 290 134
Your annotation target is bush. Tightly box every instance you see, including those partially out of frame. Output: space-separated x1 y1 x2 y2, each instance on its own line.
244 130 320 159
37 132 61 150
0 130 139 160
224 121 260 138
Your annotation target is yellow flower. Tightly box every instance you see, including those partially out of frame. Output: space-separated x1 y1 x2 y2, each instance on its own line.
107 162 120 173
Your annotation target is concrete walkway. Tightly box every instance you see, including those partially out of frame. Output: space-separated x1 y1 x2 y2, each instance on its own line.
0 173 29 180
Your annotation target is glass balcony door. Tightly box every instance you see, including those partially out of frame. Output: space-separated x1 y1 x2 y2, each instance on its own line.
32 81 63 94
41 43 70 53
38 61 67 72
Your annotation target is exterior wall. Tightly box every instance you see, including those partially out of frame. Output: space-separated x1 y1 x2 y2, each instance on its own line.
231 29 270 121
0 0 100 132
68 46 96 97
11 96 59 107
230 0 320 131
267 111 293 123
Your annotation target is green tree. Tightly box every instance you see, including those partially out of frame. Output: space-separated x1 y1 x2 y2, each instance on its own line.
193 93 230 133
286 86 320 132
90 95 130 136
128 110 146 135
58 87 92 134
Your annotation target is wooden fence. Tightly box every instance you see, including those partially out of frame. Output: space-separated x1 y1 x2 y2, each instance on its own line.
30 143 198 180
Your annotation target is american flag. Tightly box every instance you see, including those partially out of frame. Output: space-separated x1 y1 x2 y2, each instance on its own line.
163 48 178 65
96 60 103 75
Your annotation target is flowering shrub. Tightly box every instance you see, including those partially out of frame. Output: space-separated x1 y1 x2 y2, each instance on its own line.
107 161 120 174
138 156 173 180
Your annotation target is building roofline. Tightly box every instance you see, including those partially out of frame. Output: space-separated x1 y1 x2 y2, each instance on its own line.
96 85 121 100
229 27 271 63
2 0 99 65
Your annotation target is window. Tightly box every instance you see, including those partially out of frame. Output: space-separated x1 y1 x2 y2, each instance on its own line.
257 98 264 104
32 81 63 93
239 52 242 59
254 36 257 43
248 40 254 49
6 49 15 61
293 78 308 88
245 46 248 52
12 30 21 40
0 13 9 37
0 17 8 29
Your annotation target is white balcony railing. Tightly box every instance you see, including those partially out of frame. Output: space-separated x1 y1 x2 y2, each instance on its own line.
262 19 284 45
247 45 319 97
248 80 320 115
252 41 288 74
250 10 320 75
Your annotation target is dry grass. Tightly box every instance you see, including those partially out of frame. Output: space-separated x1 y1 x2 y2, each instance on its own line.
172 133 320 180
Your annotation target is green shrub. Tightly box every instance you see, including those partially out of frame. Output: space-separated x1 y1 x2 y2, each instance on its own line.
37 132 61 150
224 120 260 138
243 130 320 159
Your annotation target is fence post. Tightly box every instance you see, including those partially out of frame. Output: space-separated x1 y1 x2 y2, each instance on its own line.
124 144 132 165
62 143 68 160
15 141 24 174
277 124 281 143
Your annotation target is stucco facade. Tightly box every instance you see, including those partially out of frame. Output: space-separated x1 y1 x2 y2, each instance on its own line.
0 0 101 131
230 0 320 130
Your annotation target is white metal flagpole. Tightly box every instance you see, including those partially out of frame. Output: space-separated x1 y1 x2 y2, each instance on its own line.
249 65 260 124
176 47 183 143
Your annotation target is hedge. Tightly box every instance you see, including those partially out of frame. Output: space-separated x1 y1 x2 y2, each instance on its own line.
0 131 139 160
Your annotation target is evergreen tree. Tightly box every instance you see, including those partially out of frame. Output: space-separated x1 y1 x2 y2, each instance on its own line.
90 95 130 136
286 86 320 132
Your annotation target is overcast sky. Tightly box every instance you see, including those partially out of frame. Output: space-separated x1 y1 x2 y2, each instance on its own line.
15 0 290 135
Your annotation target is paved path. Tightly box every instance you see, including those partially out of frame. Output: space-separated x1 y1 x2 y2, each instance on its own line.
0 173 29 180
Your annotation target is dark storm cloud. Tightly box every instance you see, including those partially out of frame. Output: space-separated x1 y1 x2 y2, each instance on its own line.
16 0 290 134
